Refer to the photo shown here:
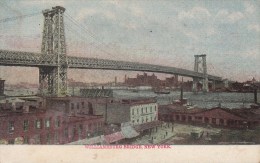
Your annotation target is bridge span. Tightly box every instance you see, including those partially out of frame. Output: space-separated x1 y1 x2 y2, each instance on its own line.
0 49 221 81
0 6 222 96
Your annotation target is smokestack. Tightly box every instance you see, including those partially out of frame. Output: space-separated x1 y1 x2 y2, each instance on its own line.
180 77 183 101
0 78 5 96
254 88 257 104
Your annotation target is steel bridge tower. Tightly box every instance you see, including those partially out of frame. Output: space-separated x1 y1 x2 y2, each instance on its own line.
39 6 67 96
192 54 208 93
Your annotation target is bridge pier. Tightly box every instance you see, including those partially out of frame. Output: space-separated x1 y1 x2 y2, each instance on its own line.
202 78 209 92
192 78 198 93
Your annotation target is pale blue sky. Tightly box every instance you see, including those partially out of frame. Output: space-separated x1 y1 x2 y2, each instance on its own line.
0 0 259 84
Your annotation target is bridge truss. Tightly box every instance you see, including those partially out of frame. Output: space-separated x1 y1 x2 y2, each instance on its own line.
0 6 222 96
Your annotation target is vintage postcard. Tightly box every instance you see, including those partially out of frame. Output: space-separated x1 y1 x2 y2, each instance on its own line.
0 0 259 162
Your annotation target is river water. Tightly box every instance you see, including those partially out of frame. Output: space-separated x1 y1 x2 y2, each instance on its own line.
113 90 260 109
4 87 259 109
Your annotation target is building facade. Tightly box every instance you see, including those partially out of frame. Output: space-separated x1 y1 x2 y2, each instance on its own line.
125 73 178 88
159 104 260 129
93 98 159 126
0 96 104 144
130 101 158 126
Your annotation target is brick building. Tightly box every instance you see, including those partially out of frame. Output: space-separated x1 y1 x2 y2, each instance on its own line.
94 98 158 125
158 104 260 129
125 73 178 88
0 96 104 144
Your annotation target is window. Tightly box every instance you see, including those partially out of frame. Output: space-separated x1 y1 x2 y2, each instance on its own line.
137 109 139 114
77 103 79 109
39 102 43 108
150 107 152 112
212 118 216 124
141 108 143 114
132 109 134 115
146 107 147 113
88 123 92 131
46 133 50 144
8 121 14 133
35 135 41 144
54 132 59 144
55 117 60 128
82 102 85 108
35 119 41 129
71 103 74 109
64 128 68 138
72 125 76 139
45 118 50 128
23 120 29 131
8 139 14 144
79 124 83 135
23 136 29 144
155 106 157 111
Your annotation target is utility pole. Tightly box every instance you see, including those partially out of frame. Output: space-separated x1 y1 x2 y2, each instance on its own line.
105 96 108 125
180 77 183 101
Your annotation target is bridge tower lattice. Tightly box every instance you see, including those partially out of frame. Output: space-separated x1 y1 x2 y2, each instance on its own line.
39 6 67 96
192 54 208 93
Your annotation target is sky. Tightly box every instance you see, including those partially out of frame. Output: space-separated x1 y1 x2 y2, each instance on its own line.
0 0 259 84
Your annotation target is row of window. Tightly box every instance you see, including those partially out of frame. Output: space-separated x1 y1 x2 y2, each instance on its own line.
7 122 104 144
132 116 157 124
131 105 157 115
71 102 85 110
7 117 61 134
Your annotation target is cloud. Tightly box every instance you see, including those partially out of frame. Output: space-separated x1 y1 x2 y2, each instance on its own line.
129 5 144 17
216 10 244 23
181 30 199 41
75 7 117 22
206 27 216 36
228 12 244 23
248 24 260 32
178 7 211 20
20 0 67 7
75 8 98 21
244 1 255 15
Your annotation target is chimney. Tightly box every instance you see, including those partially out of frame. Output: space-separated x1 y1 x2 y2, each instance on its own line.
23 105 29 113
115 76 117 84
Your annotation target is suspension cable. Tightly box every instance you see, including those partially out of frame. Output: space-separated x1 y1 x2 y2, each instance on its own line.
0 12 41 24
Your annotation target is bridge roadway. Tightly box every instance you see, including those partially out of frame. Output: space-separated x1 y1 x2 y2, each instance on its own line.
0 49 222 81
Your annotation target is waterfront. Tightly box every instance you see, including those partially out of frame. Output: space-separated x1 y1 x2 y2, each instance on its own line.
113 90 260 109
4 87 259 109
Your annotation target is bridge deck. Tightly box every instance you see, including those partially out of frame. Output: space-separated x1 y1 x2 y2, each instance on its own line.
0 49 222 81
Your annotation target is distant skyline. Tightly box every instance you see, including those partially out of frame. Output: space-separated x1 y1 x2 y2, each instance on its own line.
0 0 259 84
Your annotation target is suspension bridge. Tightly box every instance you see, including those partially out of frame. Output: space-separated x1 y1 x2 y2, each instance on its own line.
0 6 223 96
